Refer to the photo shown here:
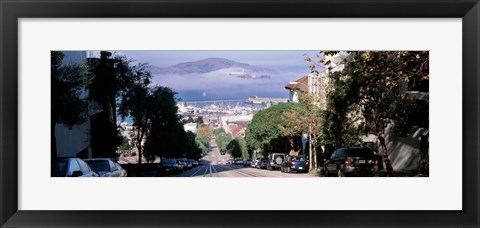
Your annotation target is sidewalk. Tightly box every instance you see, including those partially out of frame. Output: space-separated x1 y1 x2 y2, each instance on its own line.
375 170 428 177
314 167 428 177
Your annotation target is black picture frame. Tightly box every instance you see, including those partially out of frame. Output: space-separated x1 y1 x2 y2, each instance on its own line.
1 0 478 227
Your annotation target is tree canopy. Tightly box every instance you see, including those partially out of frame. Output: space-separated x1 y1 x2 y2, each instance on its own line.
196 124 213 142
88 52 153 158
142 86 182 159
245 102 305 157
227 137 249 159
51 51 89 128
214 128 232 153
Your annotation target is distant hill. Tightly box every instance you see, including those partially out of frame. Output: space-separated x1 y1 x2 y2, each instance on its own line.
150 58 276 75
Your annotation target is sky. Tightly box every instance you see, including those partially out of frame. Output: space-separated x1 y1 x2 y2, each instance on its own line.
116 50 320 68
113 50 323 101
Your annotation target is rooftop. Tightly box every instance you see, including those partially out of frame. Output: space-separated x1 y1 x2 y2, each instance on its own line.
285 76 308 92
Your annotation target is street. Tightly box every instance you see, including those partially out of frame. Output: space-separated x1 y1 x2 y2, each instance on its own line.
171 163 315 177
169 137 315 177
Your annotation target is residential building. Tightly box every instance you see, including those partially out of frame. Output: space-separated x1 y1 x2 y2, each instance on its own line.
184 123 197 133
285 76 308 102
227 121 248 138
54 51 103 158
219 115 252 137
285 73 332 110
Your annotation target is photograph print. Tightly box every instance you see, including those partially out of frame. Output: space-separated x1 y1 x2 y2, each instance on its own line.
51 50 429 178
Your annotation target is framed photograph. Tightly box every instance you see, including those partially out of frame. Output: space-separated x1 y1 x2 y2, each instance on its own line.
1 0 478 227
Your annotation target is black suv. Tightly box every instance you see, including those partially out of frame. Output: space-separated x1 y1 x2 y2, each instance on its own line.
324 147 378 177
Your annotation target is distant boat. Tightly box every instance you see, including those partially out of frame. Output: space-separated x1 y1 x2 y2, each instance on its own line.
203 91 206 97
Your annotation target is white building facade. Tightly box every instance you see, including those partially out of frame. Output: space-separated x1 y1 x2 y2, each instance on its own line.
54 51 102 158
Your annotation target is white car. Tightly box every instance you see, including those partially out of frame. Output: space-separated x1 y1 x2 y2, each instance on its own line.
217 161 223 165
53 158 99 177
84 158 128 177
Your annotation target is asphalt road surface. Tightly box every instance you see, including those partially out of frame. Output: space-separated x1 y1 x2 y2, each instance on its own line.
169 137 315 177
171 164 314 177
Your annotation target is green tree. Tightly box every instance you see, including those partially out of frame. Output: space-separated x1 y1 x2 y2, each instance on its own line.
278 94 324 169
195 138 209 158
196 135 210 148
184 131 199 160
227 137 249 159
118 81 152 164
278 103 307 154
245 103 303 158
88 51 151 158
118 136 132 156
51 51 88 166
143 86 184 159
214 128 233 153
196 124 213 142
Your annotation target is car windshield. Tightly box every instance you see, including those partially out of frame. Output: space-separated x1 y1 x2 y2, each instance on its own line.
347 148 375 157
86 160 110 172
52 159 68 177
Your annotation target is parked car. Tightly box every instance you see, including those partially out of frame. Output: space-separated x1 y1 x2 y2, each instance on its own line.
243 158 252 167
178 161 187 170
186 160 193 169
234 159 244 165
189 159 199 167
281 155 308 173
324 147 379 177
227 159 234 165
373 152 384 171
252 158 261 168
257 158 269 169
157 158 183 175
176 158 189 170
84 158 128 177
52 158 99 177
267 153 285 170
